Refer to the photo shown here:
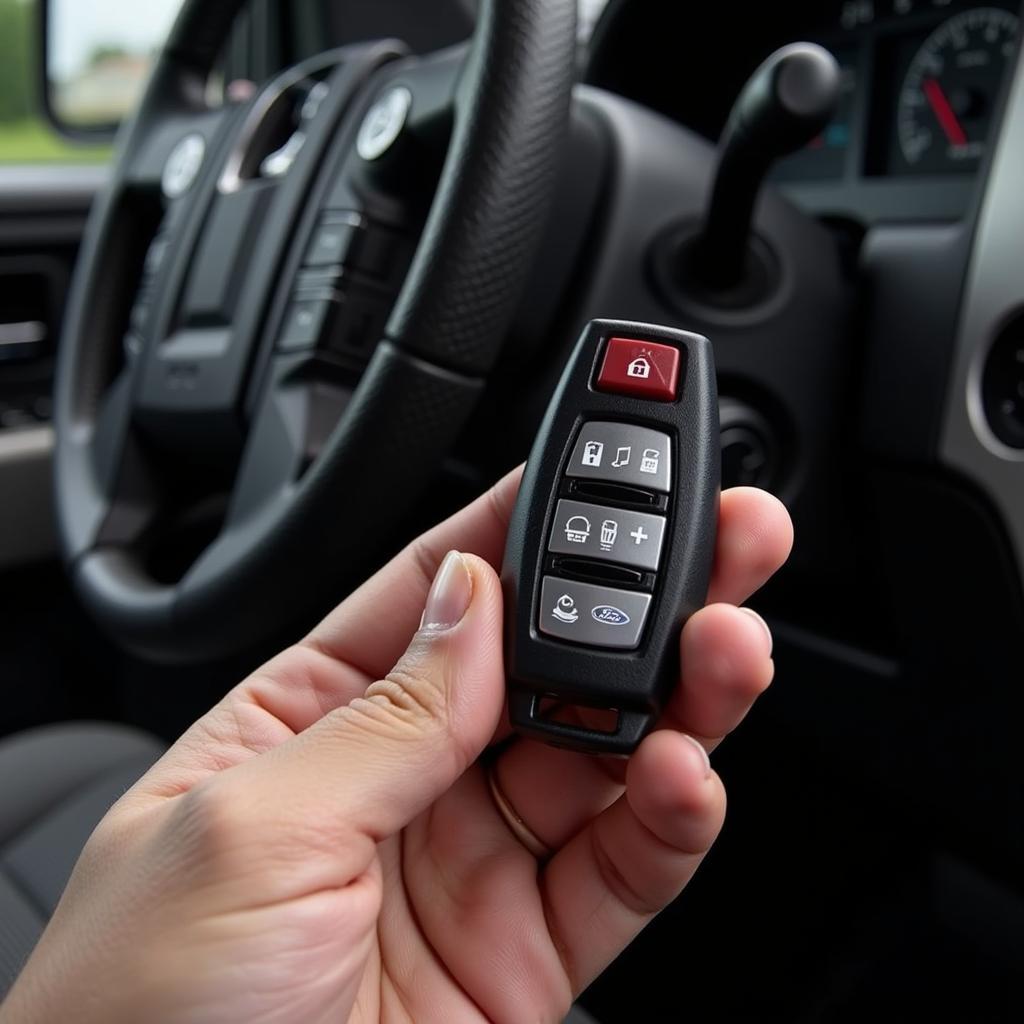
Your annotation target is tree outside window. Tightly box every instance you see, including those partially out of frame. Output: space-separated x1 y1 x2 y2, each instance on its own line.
0 0 111 162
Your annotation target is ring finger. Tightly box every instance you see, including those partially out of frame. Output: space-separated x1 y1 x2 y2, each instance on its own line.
490 601 775 852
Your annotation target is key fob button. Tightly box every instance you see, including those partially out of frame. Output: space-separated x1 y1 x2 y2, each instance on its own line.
548 499 666 572
539 577 653 650
567 422 672 493
596 337 681 402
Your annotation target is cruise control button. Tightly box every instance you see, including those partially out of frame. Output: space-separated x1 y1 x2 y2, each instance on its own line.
278 298 334 351
548 499 666 572
305 212 363 267
539 577 652 650
567 421 672 493
144 235 170 277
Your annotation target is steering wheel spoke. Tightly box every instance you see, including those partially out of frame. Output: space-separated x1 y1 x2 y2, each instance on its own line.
224 354 355 532
55 0 579 661
54 360 165 606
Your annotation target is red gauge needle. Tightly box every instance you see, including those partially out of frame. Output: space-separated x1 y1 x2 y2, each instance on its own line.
923 77 968 147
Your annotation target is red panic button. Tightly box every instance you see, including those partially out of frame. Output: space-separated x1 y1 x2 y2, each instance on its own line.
596 337 681 402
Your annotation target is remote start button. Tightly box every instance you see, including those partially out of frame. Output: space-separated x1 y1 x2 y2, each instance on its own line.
539 577 652 650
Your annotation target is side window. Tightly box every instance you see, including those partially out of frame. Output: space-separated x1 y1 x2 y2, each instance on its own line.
0 0 185 165
0 0 110 163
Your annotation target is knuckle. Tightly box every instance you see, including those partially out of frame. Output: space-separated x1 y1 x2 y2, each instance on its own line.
335 645 473 772
165 775 253 871
76 800 135 865
358 658 451 736
589 823 662 917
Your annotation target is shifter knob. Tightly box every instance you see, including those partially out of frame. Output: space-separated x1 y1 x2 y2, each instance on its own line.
694 43 840 292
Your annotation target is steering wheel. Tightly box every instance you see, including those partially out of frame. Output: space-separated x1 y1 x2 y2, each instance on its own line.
54 0 577 662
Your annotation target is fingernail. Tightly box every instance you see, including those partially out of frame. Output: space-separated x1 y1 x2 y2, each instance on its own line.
420 551 473 631
683 734 712 779
740 607 773 656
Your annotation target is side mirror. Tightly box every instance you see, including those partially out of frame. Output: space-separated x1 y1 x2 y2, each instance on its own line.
39 0 184 139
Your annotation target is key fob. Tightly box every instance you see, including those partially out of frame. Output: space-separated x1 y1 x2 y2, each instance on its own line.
501 319 720 755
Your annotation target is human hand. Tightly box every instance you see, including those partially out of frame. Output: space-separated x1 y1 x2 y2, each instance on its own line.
1 469 792 1024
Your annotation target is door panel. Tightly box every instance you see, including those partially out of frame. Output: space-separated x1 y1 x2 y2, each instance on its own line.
0 166 101 569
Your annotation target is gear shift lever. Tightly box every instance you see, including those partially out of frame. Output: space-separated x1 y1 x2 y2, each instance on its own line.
692 43 840 293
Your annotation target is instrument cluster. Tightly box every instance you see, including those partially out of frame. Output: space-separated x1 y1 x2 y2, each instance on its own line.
586 0 1022 220
775 1 1020 183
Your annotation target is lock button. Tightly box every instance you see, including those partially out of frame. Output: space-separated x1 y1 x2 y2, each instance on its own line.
596 337 681 402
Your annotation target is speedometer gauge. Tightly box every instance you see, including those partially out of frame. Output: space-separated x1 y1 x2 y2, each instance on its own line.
897 7 1019 173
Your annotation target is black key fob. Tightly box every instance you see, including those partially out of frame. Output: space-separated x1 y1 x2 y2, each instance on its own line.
501 319 720 755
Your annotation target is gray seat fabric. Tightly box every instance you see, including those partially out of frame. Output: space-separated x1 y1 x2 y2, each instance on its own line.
0 722 165 1001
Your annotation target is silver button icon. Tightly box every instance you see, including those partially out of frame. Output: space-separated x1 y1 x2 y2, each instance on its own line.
357 86 412 161
581 440 604 467
551 594 579 623
162 134 206 199
564 516 591 544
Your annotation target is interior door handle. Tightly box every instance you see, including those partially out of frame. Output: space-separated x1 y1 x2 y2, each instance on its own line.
0 320 47 361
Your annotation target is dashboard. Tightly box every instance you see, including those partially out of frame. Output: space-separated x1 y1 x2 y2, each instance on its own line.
585 0 1022 223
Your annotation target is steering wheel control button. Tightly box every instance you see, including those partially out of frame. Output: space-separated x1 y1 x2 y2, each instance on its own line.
539 577 652 650
162 134 207 199
567 421 672 493
597 337 681 402
278 298 333 351
357 86 412 161
305 212 364 268
548 499 666 572
144 236 170 278
130 296 153 335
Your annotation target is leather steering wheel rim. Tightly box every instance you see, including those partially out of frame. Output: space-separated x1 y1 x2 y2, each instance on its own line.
53 0 577 662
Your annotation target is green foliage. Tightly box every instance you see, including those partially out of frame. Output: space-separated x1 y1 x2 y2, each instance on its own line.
0 119 110 162
0 0 32 123
0 1 112 163
86 43 130 69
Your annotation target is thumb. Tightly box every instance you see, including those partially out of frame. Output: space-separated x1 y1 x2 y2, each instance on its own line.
227 551 506 885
